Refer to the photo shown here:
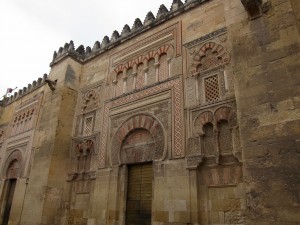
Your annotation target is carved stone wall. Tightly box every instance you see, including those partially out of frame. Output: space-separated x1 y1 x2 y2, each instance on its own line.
1 1 299 225
9 94 42 137
100 76 184 168
186 103 245 225
0 93 43 179
184 28 234 108
68 83 102 194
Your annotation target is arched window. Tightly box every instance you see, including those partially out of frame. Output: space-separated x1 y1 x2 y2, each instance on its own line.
136 63 145 89
158 53 168 81
147 58 156 85
115 72 123 96
126 67 134 93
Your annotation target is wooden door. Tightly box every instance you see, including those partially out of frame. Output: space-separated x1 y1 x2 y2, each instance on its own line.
125 163 153 225
2 179 16 225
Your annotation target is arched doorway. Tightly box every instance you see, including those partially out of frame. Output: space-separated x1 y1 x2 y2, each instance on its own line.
122 129 154 225
110 114 166 225
2 159 20 225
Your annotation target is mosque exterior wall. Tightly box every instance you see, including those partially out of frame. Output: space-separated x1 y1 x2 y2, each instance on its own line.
0 0 299 224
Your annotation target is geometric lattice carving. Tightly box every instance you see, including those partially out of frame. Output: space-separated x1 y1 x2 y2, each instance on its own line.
204 75 220 102
101 78 183 168
11 107 36 136
83 116 93 137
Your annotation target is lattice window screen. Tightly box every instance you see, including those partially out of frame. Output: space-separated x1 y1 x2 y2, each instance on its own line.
205 75 220 102
83 116 93 136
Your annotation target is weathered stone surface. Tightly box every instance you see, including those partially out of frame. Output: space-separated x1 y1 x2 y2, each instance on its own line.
0 0 299 225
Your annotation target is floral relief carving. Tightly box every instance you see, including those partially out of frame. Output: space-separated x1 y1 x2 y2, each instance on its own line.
100 76 184 168
185 31 234 107
190 41 230 76
81 89 99 113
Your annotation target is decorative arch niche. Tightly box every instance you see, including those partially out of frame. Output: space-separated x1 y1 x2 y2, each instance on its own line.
190 41 230 75
189 106 240 164
111 114 166 165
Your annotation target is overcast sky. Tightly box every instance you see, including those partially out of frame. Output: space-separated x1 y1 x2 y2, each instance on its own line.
0 0 173 99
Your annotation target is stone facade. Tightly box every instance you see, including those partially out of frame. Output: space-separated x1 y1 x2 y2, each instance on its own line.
0 0 299 225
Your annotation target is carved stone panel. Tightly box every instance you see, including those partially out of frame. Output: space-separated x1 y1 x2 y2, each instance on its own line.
111 114 166 165
186 101 242 168
184 28 234 108
2 150 22 179
9 93 43 137
67 133 99 194
111 44 175 98
68 133 100 174
81 85 101 114
100 77 184 168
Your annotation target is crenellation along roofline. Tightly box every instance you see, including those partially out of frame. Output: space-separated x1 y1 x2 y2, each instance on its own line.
50 0 211 67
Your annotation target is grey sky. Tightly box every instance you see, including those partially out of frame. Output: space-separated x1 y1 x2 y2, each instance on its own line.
0 0 172 98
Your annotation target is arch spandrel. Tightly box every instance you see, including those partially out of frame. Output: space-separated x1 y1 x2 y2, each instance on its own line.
110 114 166 165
